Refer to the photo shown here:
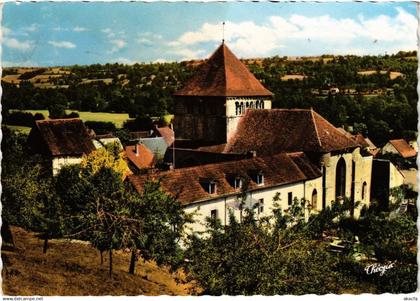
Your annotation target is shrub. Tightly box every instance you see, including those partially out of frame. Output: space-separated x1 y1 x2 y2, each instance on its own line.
3 111 36 127
85 121 116 135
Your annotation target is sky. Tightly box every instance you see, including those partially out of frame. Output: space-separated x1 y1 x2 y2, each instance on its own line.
2 2 418 67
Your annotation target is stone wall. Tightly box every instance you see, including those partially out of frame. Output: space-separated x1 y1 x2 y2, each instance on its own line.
173 96 226 143
321 148 373 216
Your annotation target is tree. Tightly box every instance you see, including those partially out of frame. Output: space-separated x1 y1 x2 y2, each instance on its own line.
80 144 130 180
126 179 192 275
55 147 190 277
55 164 137 276
183 194 415 295
1 127 62 253
48 103 67 119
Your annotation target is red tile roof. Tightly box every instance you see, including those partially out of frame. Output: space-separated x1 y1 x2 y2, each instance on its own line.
353 134 370 148
224 109 359 155
30 118 95 157
288 152 322 179
388 139 417 158
125 144 155 170
364 137 377 150
128 152 321 206
174 43 273 97
155 127 174 146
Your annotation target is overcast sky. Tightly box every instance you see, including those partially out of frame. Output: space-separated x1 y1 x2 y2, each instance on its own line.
2 2 418 67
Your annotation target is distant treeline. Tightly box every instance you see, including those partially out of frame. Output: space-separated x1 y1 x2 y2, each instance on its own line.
2 51 417 146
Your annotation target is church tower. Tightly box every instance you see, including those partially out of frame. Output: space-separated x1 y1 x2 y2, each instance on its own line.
173 43 273 144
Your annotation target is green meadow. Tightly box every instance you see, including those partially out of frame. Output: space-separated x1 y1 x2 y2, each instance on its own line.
18 110 132 128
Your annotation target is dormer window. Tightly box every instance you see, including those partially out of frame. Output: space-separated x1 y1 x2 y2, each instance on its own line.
256 173 264 185
200 178 217 194
227 173 243 189
234 177 242 189
249 170 264 185
208 182 216 194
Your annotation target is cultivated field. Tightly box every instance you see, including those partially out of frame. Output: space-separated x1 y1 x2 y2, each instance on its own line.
357 70 403 80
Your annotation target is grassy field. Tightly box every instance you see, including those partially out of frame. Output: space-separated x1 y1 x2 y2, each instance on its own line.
3 227 199 296
14 110 173 128
18 110 131 128
3 125 32 134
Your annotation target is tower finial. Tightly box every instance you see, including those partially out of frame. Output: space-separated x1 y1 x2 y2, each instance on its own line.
222 21 225 44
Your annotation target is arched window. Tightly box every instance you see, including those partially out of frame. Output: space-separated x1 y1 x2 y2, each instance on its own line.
362 181 367 200
335 157 346 200
255 100 260 109
250 102 254 109
235 101 239 115
261 101 265 109
311 189 318 210
246 102 249 108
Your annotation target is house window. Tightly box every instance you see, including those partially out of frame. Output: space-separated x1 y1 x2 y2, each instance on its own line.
249 170 264 185
200 178 217 194
335 157 346 200
311 189 318 210
208 182 216 194
288 192 293 206
210 209 218 220
235 101 240 115
256 173 264 185
234 177 242 189
362 182 367 200
258 199 264 214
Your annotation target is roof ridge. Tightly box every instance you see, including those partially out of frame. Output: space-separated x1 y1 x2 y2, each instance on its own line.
311 110 360 148
222 44 228 96
286 153 308 180
310 109 323 149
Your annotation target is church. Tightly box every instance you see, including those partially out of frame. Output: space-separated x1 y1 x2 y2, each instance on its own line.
128 43 374 234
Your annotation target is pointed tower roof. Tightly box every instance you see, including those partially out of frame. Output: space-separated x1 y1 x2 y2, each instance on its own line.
174 43 273 97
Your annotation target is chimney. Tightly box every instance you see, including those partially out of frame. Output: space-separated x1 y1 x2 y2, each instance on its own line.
135 144 140 156
248 150 257 158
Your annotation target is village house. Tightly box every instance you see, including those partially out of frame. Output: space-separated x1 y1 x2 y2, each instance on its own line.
381 139 417 159
27 118 96 175
128 42 376 232
129 152 322 234
91 133 123 151
371 159 405 203
125 143 156 172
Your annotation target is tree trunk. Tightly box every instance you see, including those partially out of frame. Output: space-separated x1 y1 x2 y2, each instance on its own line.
100 251 104 265
43 235 49 254
2 222 14 246
109 249 113 277
128 249 137 275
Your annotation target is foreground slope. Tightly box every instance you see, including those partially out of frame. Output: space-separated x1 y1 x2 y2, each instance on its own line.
2 227 196 296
